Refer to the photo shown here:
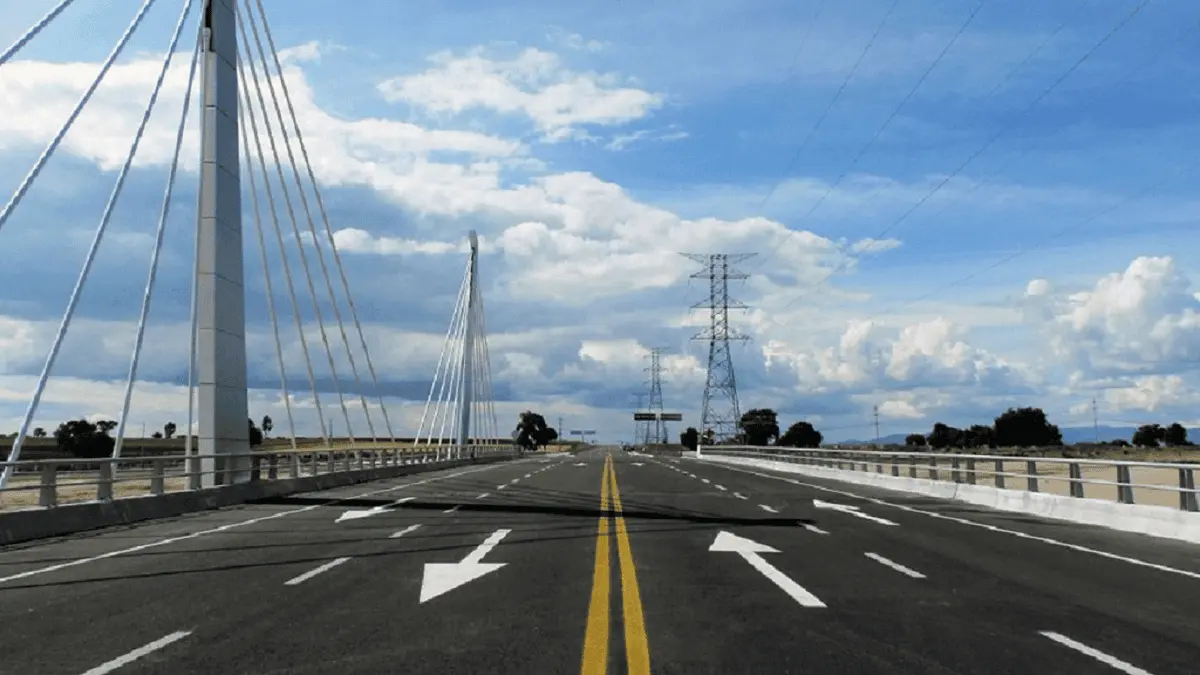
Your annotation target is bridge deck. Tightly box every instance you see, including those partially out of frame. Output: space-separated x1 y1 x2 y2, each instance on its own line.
2 449 1198 674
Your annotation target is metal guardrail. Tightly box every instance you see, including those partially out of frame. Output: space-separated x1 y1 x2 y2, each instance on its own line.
0 444 518 509
697 445 1200 512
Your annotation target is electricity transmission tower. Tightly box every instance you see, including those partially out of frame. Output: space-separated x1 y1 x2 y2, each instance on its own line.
682 253 755 443
632 393 648 445
646 348 667 444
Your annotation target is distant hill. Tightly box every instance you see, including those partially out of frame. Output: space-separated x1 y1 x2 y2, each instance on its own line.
831 426 1144 446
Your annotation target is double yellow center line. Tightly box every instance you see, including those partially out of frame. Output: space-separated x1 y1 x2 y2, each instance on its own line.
582 454 650 675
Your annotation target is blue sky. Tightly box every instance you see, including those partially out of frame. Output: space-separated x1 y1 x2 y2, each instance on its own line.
3 0 1200 444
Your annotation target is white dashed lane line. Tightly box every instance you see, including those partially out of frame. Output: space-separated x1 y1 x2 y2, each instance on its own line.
734 492 748 500
284 557 352 586
443 505 460 514
82 631 193 675
390 524 421 539
759 505 779 514
864 552 925 579
1039 632 1156 675
802 524 829 535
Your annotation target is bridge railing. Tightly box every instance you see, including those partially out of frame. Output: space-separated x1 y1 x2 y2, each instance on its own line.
696 445 1200 512
0 444 518 511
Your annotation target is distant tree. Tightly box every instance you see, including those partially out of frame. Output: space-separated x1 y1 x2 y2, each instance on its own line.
927 423 959 450
777 420 822 448
151 431 163 439
1109 438 1131 447
1132 424 1165 448
992 407 1062 448
680 427 699 451
1164 422 1190 446
247 418 264 447
701 428 716 446
163 421 177 439
738 409 780 446
514 411 556 450
261 415 274 438
964 425 995 449
32 427 46 438
905 433 927 447
54 419 115 458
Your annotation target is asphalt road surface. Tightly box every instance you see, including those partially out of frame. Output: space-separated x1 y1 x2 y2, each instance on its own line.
2 448 1199 674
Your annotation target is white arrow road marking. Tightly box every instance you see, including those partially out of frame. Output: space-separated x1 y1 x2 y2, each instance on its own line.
420 529 512 603
864 552 925 579
285 557 351 586
391 524 422 539
82 631 193 675
1039 632 1155 675
802 524 829 535
335 497 415 523
758 504 779 514
709 531 825 608
813 499 897 526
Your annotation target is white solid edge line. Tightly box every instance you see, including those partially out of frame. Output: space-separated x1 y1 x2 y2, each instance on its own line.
284 557 352 586
694 459 1200 582
1039 632 1156 675
81 630 193 675
864 552 926 579
390 524 422 539
0 463 508 586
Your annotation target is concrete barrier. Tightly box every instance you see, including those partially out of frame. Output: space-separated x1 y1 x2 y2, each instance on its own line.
697 454 1200 545
0 454 517 546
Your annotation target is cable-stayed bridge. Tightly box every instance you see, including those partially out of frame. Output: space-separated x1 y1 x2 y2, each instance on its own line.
1 3 1199 675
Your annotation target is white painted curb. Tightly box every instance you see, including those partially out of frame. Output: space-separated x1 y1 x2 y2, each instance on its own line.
696 455 1200 545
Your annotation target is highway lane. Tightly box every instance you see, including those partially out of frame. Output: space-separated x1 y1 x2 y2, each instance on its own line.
0 455 574 674
2 448 1199 674
653 453 1200 673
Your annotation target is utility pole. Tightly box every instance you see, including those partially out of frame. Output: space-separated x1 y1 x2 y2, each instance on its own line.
873 405 881 448
1092 397 1099 443
682 253 754 442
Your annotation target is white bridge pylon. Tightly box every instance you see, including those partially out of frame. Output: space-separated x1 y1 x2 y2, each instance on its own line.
414 231 500 460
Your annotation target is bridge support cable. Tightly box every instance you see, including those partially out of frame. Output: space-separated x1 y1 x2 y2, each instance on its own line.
237 15 354 444
473 279 500 446
414 233 498 458
0 0 158 239
415 260 471 449
237 56 330 447
113 0 205 463
238 88 298 453
437 282 472 457
0 0 79 67
247 0 396 445
0 0 192 489
238 2 370 444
